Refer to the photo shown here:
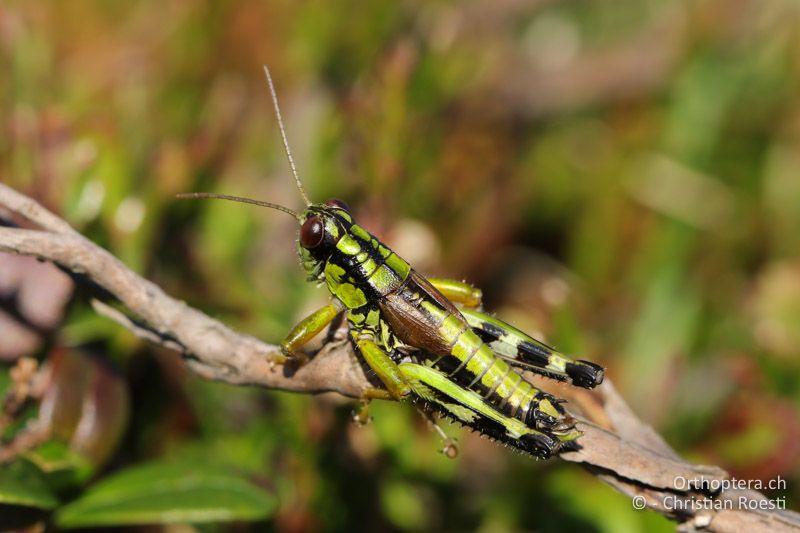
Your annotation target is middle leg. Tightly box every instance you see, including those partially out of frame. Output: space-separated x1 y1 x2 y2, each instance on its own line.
350 329 412 401
427 278 483 308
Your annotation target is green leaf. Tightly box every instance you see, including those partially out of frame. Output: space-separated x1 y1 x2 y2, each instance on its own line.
55 460 276 528
24 439 95 490
0 461 59 509
25 440 91 474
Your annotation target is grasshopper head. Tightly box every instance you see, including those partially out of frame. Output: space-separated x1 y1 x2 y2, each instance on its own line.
297 199 353 281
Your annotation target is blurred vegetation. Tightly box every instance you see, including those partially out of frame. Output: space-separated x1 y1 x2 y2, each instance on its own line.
1 0 799 531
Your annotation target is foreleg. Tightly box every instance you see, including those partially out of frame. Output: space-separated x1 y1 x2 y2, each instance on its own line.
279 303 342 364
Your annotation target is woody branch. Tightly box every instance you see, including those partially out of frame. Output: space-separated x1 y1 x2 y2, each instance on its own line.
0 183 797 533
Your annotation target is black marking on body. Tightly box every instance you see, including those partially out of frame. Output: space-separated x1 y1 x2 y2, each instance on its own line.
517 340 553 364
474 329 496 344
330 250 389 301
480 322 506 339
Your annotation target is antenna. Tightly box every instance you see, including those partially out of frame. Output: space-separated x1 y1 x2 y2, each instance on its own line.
176 192 302 221
263 65 311 206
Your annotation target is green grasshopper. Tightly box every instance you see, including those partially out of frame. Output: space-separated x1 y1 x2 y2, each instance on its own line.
179 67 604 459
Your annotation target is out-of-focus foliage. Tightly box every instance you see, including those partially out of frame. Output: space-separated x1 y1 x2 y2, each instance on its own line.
55 459 277 528
1 0 799 531
0 461 58 510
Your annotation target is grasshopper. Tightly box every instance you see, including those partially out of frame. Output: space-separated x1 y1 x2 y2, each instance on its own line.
178 67 604 459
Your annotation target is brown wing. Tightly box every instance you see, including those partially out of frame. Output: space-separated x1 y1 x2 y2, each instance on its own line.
378 270 467 356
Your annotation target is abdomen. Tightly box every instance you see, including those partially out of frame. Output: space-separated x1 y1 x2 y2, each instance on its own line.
379 271 563 428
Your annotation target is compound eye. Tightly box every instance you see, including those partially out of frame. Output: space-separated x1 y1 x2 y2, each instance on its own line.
300 215 324 249
324 198 350 212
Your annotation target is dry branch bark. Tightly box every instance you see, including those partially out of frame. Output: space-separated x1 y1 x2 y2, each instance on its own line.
0 182 797 532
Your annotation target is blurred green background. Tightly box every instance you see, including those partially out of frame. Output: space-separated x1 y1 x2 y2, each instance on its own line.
1 0 799 531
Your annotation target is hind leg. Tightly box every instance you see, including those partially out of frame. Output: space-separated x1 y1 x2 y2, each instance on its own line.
398 362 575 458
460 308 604 389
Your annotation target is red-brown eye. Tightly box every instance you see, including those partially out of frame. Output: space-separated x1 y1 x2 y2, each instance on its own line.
324 198 350 212
300 215 324 249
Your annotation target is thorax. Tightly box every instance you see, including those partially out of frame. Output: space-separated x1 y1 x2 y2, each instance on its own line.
322 224 411 308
